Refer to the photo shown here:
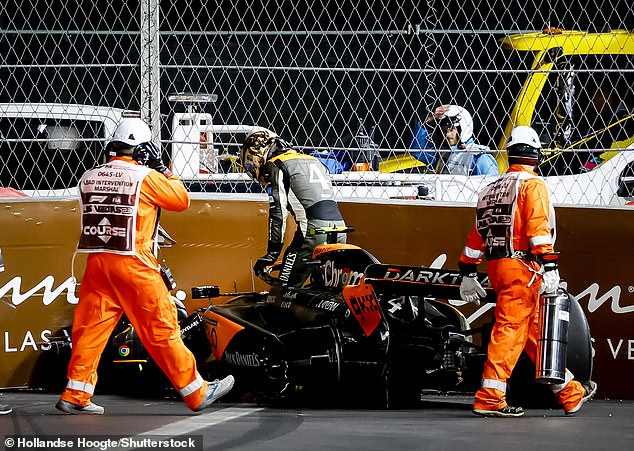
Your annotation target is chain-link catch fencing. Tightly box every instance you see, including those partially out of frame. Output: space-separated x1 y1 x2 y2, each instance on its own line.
1 0 633 204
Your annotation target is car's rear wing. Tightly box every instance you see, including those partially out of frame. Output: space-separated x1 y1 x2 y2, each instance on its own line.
363 264 497 303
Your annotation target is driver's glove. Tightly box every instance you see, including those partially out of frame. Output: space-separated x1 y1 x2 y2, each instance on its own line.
538 253 560 295
458 262 486 305
133 141 172 177
253 241 283 277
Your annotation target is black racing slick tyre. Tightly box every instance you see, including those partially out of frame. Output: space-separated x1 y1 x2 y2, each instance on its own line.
563 292 594 384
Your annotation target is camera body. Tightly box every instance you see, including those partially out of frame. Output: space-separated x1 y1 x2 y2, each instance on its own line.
191 285 221 299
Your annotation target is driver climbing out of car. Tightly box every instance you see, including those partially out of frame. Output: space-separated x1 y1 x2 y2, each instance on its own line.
457 126 597 418
241 129 346 287
56 118 234 415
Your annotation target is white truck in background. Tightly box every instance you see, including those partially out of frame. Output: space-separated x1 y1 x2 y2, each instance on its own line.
0 97 259 196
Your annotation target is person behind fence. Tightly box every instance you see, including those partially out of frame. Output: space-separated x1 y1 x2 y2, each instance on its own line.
411 104 499 175
56 118 234 415
241 128 346 287
457 125 597 418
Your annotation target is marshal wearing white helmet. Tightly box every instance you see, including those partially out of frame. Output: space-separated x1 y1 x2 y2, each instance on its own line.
506 125 542 163
241 129 347 287
106 118 152 157
60 117 235 415
458 124 597 417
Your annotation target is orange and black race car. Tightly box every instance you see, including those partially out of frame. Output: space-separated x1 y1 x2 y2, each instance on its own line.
190 245 593 407
44 228 594 408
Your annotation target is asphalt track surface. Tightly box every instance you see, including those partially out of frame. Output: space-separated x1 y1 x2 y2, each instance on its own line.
1 391 633 450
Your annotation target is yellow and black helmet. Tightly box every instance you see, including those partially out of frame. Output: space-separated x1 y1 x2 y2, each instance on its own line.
240 128 280 182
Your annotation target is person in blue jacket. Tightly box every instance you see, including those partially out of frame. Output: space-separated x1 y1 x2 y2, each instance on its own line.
412 104 499 175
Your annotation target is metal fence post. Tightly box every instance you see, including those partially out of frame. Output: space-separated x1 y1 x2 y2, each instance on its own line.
140 0 161 141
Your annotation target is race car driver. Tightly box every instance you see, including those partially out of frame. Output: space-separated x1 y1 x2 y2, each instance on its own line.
458 125 597 417
57 118 234 414
241 129 346 287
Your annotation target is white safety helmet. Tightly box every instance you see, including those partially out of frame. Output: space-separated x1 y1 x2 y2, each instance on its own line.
110 118 152 147
507 126 541 162
437 105 473 144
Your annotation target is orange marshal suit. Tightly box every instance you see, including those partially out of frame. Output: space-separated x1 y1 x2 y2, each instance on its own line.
61 156 209 410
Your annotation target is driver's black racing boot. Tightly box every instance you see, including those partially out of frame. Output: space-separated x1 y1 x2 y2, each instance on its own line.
564 380 597 416
193 375 235 412
473 405 524 418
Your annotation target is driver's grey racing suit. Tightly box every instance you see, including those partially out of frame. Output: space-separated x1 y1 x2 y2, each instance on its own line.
259 150 346 287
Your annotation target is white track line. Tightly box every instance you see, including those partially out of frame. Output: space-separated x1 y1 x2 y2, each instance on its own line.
84 406 263 451
136 406 263 436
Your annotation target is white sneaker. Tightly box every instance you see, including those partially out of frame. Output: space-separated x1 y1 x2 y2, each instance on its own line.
55 399 104 415
565 380 597 416
473 405 525 417
193 375 235 412
0 404 12 415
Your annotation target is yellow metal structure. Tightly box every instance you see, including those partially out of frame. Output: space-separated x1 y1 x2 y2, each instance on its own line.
497 29 634 172
380 29 634 174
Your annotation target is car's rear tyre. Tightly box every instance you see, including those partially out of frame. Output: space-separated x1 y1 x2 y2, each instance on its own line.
507 293 593 408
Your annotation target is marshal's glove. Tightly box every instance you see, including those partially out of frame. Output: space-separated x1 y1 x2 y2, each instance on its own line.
458 262 486 305
253 241 284 278
133 141 172 177
538 253 560 295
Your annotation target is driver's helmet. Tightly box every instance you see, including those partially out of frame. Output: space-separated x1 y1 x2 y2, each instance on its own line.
106 118 152 157
427 104 474 147
240 128 280 183
506 126 541 164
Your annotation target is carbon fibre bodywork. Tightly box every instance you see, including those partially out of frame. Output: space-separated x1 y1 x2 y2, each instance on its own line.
193 245 593 407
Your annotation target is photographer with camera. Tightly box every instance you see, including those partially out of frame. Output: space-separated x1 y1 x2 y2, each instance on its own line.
56 118 233 415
